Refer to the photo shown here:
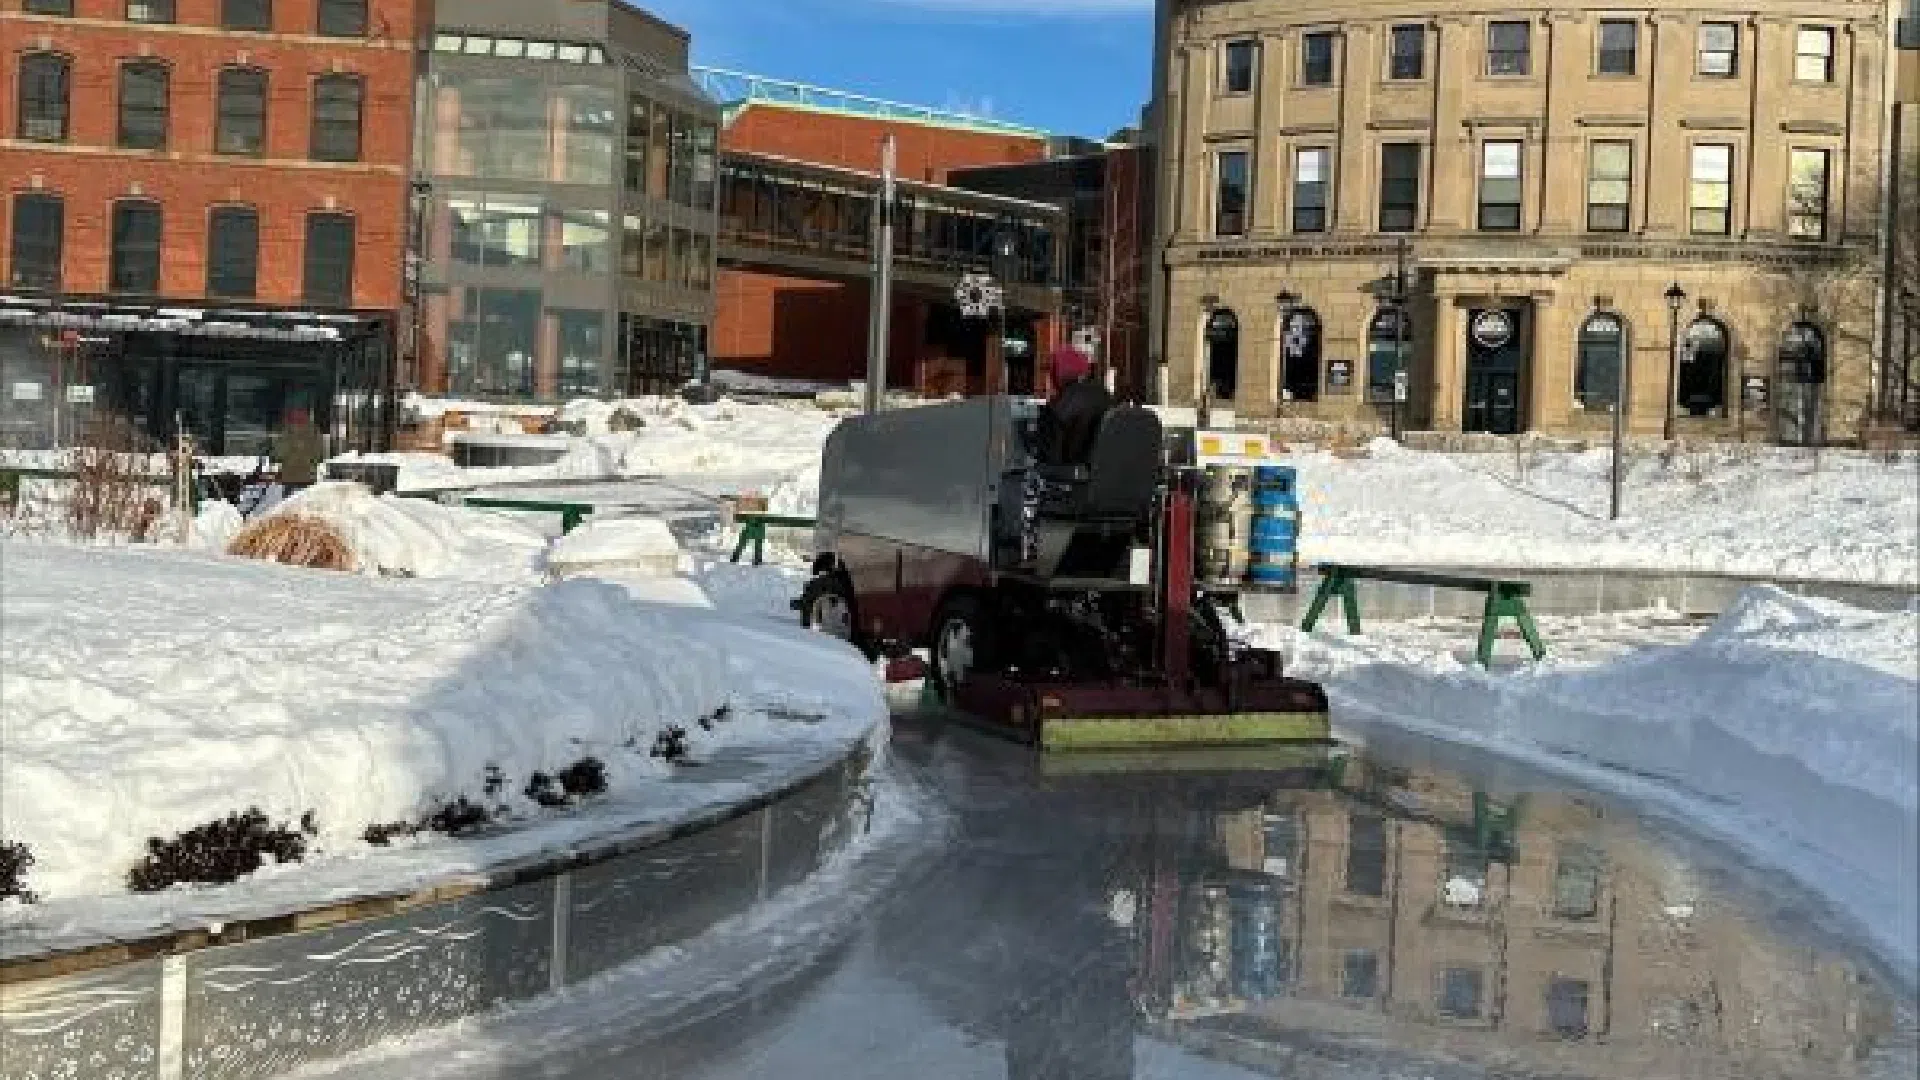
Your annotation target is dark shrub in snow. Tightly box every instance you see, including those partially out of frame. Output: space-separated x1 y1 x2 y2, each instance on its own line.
559 757 608 797
1 842 36 903
128 809 311 892
650 725 691 763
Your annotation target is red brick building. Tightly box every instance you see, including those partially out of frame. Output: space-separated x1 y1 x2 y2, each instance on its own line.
698 71 1062 393
0 0 420 453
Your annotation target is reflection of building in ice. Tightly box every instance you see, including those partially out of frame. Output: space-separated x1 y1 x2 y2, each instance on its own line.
1145 754 1896 1077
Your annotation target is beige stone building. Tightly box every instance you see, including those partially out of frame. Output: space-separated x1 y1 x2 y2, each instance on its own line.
1151 0 1898 443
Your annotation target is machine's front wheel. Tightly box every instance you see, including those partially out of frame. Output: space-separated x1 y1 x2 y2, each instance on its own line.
930 594 996 701
799 574 871 658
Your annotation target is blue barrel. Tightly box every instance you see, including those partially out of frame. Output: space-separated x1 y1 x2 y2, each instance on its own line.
1249 466 1299 587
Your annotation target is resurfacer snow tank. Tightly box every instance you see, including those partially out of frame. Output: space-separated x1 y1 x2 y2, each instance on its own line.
795 396 1329 750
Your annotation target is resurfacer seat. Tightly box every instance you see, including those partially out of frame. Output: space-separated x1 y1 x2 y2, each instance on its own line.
1035 406 1164 523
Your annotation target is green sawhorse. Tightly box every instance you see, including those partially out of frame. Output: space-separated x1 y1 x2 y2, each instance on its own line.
1301 563 1548 668
460 497 596 534
730 512 818 566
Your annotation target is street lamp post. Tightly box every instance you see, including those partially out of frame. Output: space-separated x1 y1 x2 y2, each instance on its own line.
1609 316 1631 521
991 228 1019 395
1663 282 1687 442
1388 239 1410 441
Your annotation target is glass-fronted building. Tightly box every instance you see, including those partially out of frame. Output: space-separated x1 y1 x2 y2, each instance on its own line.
414 0 719 400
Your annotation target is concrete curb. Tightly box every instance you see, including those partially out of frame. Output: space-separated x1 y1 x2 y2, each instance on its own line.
1241 567 1917 626
0 743 874 1080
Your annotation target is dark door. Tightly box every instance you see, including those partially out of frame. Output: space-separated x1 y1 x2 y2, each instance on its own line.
1463 307 1526 435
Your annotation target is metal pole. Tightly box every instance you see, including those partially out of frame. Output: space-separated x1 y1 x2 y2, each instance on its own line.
1610 324 1631 521
1393 238 1409 442
1664 303 1680 442
864 135 897 414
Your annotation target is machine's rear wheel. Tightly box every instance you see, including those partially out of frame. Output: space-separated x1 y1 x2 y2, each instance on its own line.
930 594 996 701
800 574 870 657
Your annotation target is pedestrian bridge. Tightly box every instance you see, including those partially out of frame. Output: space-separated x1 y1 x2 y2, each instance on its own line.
716 150 1065 314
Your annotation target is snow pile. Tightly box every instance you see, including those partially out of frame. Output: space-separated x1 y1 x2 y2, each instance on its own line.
768 462 822 519
0 541 885 907
256 482 550 582
1283 443 1920 585
1272 586 1919 978
548 516 683 578
187 499 244 551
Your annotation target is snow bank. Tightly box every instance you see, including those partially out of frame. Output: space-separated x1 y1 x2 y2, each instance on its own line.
1284 443 1919 585
259 482 550 582
0 541 884 906
1272 586 1919 978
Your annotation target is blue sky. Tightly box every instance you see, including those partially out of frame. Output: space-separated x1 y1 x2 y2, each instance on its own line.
638 0 1154 139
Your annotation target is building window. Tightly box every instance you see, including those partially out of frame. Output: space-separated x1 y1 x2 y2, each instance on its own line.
1575 311 1626 411
1597 19 1637 76
646 102 672 198
1698 23 1739 78
1788 148 1831 241
1795 27 1835 83
1438 968 1485 1020
7 193 63 291
1345 813 1386 896
452 78 553 182
310 74 363 162
118 61 169 150
690 232 712 290
1205 307 1240 400
24 0 73 15
1586 141 1632 232
303 212 355 307
1487 21 1531 76
558 210 612 273
17 53 71 142
126 0 173 21
1681 317 1730 416
1215 150 1250 237
1280 305 1321 402
1690 144 1733 235
452 288 541 396
1479 141 1523 231
448 194 544 268
1553 844 1604 918
1342 951 1379 1000
222 0 270 30
206 206 259 299
1389 24 1425 80
555 309 605 396
316 0 366 36
564 91 619 185
692 124 718 212
1293 148 1329 233
1222 40 1257 94
1302 32 1336 86
1368 307 1408 402
668 113 698 206
1379 143 1421 232
1547 978 1591 1039
1442 826 1490 908
109 200 163 294
216 68 269 155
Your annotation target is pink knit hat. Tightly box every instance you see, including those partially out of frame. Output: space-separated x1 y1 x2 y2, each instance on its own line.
1049 344 1092 389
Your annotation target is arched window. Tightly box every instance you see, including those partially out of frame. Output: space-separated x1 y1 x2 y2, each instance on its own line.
1280 306 1322 402
118 60 169 150
310 74 363 162
222 0 271 30
1205 308 1240 401
17 53 71 142
109 200 163 294
316 0 366 36
303 212 356 307
1575 311 1627 411
1679 317 1730 417
215 67 268 155
206 205 259 299
1367 307 1408 403
7 193 64 291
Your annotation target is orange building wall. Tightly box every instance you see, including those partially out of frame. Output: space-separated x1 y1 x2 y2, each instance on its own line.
719 104 1046 183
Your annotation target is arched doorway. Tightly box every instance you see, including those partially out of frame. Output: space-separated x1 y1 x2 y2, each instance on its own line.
1463 306 1527 435
1205 308 1240 400
1280 306 1322 402
1776 321 1827 445
1679 317 1730 417
1575 310 1627 412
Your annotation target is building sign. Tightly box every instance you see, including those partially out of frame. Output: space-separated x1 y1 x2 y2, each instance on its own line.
1326 358 1354 391
954 274 1003 319
11 382 41 402
1393 370 1411 403
1470 310 1516 350
66 384 95 404
1742 375 1771 410
1585 312 1623 337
